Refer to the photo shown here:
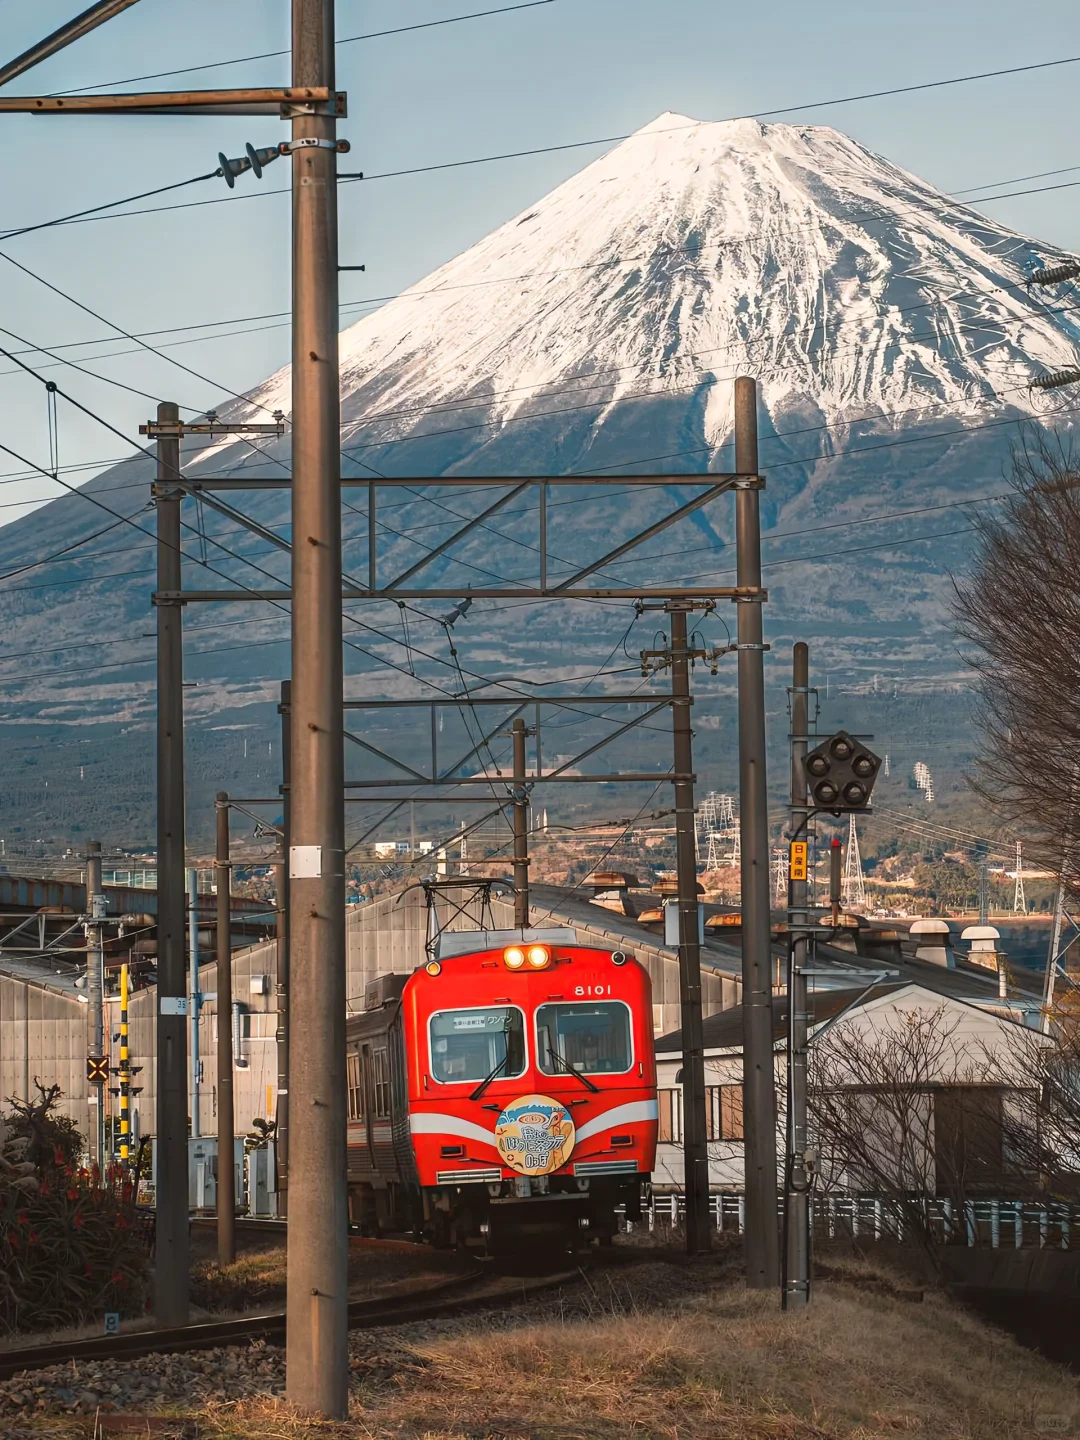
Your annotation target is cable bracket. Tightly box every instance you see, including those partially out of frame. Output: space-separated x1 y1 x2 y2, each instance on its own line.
280 137 351 154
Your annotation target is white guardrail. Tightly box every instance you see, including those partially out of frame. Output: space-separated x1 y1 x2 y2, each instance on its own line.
624 1193 1080 1249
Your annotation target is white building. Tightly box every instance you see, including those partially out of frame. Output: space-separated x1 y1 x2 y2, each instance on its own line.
652 981 1044 1194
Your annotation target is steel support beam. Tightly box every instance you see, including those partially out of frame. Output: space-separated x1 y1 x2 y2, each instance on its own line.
0 0 143 89
157 586 759 602
180 474 754 489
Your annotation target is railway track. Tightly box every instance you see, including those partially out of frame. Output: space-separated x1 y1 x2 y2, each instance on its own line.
0 1267 578 1380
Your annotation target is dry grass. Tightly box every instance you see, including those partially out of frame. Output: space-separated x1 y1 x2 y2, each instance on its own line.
131 1256 1079 1440
191 1244 462 1315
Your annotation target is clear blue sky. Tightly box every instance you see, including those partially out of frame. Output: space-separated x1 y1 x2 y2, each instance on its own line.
2 0 1080 521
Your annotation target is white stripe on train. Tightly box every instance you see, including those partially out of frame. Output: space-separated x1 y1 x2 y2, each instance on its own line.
408 1099 658 1151
575 1099 658 1144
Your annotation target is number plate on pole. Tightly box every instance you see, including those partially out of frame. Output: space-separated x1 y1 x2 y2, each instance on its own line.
790 841 808 882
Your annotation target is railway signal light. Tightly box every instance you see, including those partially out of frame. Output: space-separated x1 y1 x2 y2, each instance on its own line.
87 1056 108 1085
802 730 881 812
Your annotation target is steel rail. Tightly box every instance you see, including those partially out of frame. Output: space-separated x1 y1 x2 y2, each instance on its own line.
0 1269 493 1378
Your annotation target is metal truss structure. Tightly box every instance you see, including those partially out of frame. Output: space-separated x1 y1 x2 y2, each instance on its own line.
160 473 765 603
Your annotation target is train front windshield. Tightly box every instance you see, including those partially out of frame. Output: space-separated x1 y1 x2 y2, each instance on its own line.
536 1002 632 1076
429 1006 526 1084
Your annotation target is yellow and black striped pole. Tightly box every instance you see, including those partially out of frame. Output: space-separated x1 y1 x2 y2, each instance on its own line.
119 961 131 1165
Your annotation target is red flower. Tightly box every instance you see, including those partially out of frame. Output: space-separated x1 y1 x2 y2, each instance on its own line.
27 1231 39 1245
66 1188 79 1201
54 1146 65 1165
15 1211 28 1227
73 1214 84 1229
110 1269 123 1285
39 1180 50 1196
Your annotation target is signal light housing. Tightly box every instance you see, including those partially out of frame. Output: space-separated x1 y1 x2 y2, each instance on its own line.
802 730 881 813
503 947 526 969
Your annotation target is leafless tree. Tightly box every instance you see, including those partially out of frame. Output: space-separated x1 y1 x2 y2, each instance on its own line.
952 430 1080 893
978 1002 1080 1199
808 1006 1038 1260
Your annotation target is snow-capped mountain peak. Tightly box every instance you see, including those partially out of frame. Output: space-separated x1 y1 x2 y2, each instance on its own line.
239 111 1080 462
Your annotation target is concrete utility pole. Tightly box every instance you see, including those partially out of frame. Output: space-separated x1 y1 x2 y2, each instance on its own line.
511 717 530 928
215 793 235 1268
734 375 780 1289
669 605 711 1255
85 840 105 1169
276 681 292 1210
284 0 348 1418
154 399 189 1325
784 642 811 1309
187 868 201 1139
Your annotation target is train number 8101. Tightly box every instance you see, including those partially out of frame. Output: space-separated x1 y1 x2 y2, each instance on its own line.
574 985 613 997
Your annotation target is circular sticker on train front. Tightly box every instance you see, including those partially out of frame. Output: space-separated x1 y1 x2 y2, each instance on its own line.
495 1094 575 1176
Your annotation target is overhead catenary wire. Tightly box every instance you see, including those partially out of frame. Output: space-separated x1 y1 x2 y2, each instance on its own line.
60 2 564 94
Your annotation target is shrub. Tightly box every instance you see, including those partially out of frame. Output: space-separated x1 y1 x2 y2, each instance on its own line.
0 1085 150 1336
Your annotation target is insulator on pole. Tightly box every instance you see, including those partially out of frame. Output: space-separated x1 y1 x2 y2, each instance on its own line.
1029 260 1080 288
1031 367 1080 392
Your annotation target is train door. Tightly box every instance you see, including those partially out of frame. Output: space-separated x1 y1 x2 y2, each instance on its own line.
361 1041 377 1170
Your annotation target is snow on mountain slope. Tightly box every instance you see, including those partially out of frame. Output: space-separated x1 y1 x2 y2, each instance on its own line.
235 111 1080 465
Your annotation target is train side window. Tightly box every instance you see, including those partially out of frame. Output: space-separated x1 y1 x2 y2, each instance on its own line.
346 1051 364 1120
373 1048 391 1117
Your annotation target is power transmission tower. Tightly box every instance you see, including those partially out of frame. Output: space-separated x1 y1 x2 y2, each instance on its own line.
913 762 934 802
719 794 740 868
841 814 867 910
696 792 720 862
1013 839 1027 915
772 846 789 905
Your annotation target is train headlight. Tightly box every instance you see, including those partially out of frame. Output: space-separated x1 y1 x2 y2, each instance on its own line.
425 961 442 977
503 946 526 969
526 945 551 969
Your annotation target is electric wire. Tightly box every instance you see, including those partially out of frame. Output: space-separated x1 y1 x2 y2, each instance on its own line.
60 2 563 94
0 248 280 415
0 170 219 244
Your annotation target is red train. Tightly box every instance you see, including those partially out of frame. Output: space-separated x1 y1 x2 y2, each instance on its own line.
345 927 658 1253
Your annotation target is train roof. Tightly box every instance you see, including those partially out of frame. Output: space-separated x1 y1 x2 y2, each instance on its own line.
433 927 578 959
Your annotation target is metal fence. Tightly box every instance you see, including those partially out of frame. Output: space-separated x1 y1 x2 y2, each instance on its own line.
628 1192 1080 1249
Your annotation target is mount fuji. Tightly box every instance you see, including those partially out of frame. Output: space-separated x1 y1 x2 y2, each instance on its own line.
2 112 1079 842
